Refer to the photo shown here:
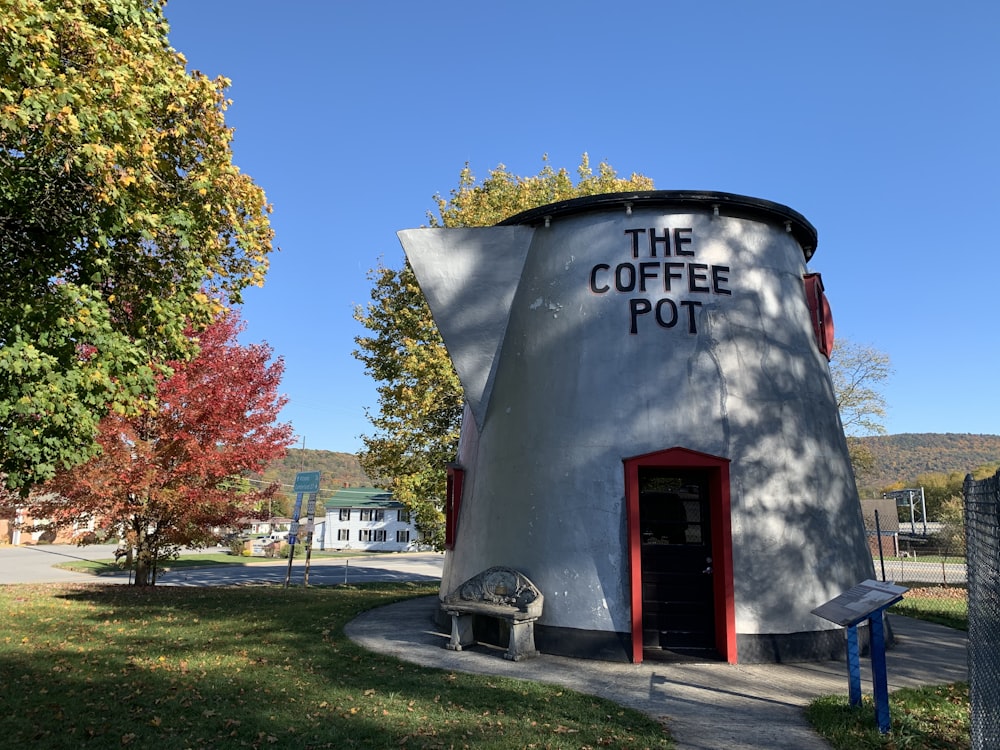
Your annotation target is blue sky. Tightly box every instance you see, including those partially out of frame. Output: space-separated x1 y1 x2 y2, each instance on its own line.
163 1 999 453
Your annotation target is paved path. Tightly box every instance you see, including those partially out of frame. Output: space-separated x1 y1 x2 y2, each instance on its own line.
146 552 444 587
346 597 969 750
875 558 967 584
0 543 122 584
0 544 443 586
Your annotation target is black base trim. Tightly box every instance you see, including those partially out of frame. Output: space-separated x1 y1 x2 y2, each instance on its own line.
434 608 895 664
533 624 633 662
736 617 895 664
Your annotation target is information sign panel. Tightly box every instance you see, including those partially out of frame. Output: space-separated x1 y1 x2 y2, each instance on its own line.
812 579 908 734
811 579 907 627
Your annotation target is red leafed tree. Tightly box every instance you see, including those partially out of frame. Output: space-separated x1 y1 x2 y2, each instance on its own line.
25 312 293 585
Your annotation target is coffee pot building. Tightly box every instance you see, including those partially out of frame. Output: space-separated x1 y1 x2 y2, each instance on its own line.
398 191 875 663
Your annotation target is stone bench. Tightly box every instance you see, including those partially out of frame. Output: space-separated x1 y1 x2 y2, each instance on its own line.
442 566 544 661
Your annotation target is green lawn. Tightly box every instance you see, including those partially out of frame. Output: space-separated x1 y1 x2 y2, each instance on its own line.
0 582 673 749
806 684 969 749
55 553 280 576
891 586 968 631
56 550 382 576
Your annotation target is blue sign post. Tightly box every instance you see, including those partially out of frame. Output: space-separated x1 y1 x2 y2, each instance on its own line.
284 471 322 588
812 580 907 734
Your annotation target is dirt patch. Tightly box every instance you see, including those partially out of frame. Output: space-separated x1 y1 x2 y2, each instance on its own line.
907 586 967 601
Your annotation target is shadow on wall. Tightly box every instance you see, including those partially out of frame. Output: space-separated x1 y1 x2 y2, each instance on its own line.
413 203 870 642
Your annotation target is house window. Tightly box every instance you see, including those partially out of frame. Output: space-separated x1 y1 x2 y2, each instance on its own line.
373 529 386 542
339 509 350 521
360 509 384 522
398 510 410 523
337 529 349 541
396 530 410 543
359 529 372 542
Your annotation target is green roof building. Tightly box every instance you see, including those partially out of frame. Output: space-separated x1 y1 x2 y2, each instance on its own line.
321 487 421 551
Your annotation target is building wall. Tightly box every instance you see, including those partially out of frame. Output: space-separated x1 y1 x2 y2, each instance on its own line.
1 511 94 545
322 507 420 552
401 192 875 662
868 533 900 557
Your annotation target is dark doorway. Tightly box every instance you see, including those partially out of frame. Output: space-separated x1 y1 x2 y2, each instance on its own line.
624 446 735 663
638 467 718 659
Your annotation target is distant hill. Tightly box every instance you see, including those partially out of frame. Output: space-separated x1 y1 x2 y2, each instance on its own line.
257 448 370 502
254 436 1000 509
856 433 1000 488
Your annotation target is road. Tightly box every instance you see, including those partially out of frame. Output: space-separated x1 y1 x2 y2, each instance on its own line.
0 543 444 586
872 557 967 585
1 545 965 588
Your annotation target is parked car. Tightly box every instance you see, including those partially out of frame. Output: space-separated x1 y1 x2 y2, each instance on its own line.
256 532 289 545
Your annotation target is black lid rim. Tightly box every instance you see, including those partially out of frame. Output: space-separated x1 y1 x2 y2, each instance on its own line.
497 190 818 260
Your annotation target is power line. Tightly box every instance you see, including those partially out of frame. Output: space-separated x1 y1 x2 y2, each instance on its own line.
240 476 390 496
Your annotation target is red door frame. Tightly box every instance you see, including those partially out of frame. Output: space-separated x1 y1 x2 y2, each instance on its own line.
444 464 465 550
623 447 736 664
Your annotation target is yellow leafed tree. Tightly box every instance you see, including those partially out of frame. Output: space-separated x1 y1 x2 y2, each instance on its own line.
0 0 275 490
353 155 654 547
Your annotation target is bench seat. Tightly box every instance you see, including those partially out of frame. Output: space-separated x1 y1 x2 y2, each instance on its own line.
441 566 544 661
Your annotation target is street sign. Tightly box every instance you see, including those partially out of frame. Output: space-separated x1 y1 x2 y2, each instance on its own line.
293 471 321 494
286 471 321 588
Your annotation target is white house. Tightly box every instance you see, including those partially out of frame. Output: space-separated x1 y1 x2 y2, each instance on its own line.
322 487 420 552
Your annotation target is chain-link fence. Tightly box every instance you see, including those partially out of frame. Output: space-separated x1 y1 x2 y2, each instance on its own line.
861 497 968 629
964 470 999 750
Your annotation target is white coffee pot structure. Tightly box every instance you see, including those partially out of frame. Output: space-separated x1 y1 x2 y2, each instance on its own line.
398 191 875 663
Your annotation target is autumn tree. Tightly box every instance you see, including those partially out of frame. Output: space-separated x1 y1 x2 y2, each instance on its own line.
828 338 893 488
354 263 463 550
4 312 293 585
933 494 966 556
0 0 274 491
354 155 654 547
831 339 892 436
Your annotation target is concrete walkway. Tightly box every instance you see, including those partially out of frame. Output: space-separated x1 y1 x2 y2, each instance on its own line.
345 596 968 750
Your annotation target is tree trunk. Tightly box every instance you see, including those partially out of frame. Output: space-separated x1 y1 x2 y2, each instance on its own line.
133 556 153 586
131 523 156 586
